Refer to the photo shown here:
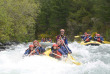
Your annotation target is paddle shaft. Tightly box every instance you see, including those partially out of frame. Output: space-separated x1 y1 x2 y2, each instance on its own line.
60 36 71 53
52 53 62 58
60 36 80 61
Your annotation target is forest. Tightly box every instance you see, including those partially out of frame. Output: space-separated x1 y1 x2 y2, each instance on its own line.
0 0 110 43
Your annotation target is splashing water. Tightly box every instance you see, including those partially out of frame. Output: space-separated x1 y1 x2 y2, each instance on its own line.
0 42 110 74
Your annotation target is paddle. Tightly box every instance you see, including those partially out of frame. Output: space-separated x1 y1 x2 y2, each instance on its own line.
60 36 81 65
74 36 80 38
51 53 62 58
52 52 81 65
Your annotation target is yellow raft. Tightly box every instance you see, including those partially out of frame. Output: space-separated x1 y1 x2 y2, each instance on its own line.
80 40 110 46
103 41 110 44
44 48 81 65
80 41 102 46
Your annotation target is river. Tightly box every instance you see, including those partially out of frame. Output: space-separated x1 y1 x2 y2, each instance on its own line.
0 42 110 74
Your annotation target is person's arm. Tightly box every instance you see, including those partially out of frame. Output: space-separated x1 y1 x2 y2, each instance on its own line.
61 46 68 54
81 35 84 38
89 36 92 40
66 46 72 53
56 35 61 43
24 49 30 55
58 49 66 55
29 48 39 56
100 37 104 41
51 47 54 51
39 47 45 52
50 50 54 54
29 50 36 56
35 48 40 55
65 38 68 45
84 37 87 41
94 36 97 41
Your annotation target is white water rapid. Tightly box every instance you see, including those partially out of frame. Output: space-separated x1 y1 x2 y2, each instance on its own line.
0 42 110 74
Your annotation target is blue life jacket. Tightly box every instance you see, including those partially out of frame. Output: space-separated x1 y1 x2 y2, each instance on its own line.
94 36 104 42
56 35 68 45
84 36 92 41
24 49 31 55
81 35 85 39
35 47 45 55
59 45 72 55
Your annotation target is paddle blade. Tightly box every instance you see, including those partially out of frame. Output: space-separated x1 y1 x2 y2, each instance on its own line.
74 36 80 38
72 61 81 65
68 54 76 60
68 54 81 65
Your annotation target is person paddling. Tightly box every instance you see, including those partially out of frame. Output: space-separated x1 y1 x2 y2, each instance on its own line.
24 45 34 56
29 40 45 55
84 34 92 43
56 39 72 55
41 38 44 42
94 34 104 43
49 38 52 43
56 29 72 54
49 44 66 59
81 32 87 41
56 29 68 45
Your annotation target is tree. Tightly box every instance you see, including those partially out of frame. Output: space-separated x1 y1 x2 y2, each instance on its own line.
0 0 38 43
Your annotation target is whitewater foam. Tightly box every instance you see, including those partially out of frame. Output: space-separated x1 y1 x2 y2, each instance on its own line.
0 42 110 74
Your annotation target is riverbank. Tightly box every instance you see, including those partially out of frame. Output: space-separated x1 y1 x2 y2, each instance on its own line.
0 42 20 51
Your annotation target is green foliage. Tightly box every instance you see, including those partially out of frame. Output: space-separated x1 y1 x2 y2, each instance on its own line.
0 0 38 43
36 0 71 39
0 0 110 42
35 0 110 41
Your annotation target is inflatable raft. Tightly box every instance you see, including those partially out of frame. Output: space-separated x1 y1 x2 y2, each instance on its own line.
44 48 81 65
80 41 102 46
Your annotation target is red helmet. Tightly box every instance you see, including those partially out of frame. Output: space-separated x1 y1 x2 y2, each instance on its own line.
53 44 58 47
97 34 100 37
86 34 89 36
84 32 87 35
33 40 38 44
29 45 34 47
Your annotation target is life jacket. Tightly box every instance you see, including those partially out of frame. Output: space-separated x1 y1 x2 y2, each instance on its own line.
36 49 41 55
25 48 31 54
43 40 45 42
85 37 90 42
57 35 66 41
97 37 101 42
49 40 52 42
30 47 38 55
30 50 35 55
58 45 61 49
34 45 37 49
53 50 62 58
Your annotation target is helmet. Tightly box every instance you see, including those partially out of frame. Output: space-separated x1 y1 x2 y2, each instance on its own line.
86 34 89 36
29 45 34 47
97 34 100 37
53 44 58 47
33 40 38 44
84 32 87 35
